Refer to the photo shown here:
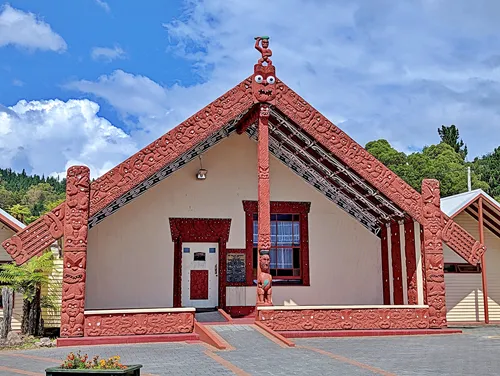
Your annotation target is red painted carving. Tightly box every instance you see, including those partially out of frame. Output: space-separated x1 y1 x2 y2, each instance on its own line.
61 166 90 338
61 251 86 338
258 308 430 331
169 218 231 309
1 204 65 265
243 201 311 286
254 36 272 65
257 252 272 305
405 220 418 305
257 103 272 305
190 270 209 300
390 221 404 304
84 312 194 336
380 224 390 305
421 179 447 328
442 214 485 265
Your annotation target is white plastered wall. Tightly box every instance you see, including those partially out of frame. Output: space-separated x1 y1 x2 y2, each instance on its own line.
444 211 500 322
86 133 382 309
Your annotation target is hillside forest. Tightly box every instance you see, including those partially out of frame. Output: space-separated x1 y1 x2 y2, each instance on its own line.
0 124 499 226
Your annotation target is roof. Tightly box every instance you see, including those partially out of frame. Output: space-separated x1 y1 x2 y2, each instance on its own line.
0 207 25 232
441 189 500 239
1 40 486 267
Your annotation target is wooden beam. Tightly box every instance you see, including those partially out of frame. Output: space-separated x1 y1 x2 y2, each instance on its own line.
479 197 489 324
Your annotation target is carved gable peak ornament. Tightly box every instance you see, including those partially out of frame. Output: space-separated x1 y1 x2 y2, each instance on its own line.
253 36 276 104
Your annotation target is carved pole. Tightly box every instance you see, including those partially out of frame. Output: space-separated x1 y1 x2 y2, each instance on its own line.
252 36 276 307
60 166 90 337
421 179 447 328
256 104 272 305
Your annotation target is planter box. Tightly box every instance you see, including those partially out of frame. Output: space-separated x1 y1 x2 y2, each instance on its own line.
45 365 142 376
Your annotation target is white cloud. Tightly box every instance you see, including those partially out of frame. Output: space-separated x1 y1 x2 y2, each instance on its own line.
91 45 126 62
0 4 67 52
0 99 137 179
95 0 111 13
159 0 500 160
7 0 500 180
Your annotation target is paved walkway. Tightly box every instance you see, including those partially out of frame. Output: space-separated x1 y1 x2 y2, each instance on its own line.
1 325 499 375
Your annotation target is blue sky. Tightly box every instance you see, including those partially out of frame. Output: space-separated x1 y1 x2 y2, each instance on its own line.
1 0 500 179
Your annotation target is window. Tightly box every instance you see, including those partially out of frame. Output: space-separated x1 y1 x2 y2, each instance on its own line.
243 201 310 286
444 263 481 273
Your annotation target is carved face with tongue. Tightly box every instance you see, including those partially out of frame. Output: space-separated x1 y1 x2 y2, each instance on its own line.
252 64 276 103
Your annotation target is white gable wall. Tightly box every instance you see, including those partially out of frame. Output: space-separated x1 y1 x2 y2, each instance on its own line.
86 133 382 309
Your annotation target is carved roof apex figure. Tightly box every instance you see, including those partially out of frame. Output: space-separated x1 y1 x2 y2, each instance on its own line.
254 35 272 66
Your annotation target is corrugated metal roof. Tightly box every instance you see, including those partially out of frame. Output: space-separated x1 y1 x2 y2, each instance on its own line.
0 207 26 230
441 189 500 217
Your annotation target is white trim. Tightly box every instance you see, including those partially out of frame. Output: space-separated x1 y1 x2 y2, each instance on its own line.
387 225 394 305
84 307 196 315
414 220 424 305
257 305 429 311
400 221 408 305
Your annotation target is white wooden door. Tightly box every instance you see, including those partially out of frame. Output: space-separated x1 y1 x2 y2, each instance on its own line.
181 242 219 308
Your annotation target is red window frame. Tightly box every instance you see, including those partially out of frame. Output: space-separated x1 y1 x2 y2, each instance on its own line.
243 201 310 286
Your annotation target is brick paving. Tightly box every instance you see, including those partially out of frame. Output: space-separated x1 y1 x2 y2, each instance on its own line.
1 325 499 375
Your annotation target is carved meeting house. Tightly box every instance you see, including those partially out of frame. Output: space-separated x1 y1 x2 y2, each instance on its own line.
2 37 486 342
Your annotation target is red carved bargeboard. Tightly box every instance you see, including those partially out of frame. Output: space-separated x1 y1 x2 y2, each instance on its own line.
1 203 65 265
84 312 195 336
258 308 430 331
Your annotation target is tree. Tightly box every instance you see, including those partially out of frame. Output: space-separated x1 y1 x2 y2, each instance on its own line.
0 252 54 336
0 184 15 209
473 146 500 201
7 204 31 223
365 139 407 169
438 125 468 160
368 140 488 197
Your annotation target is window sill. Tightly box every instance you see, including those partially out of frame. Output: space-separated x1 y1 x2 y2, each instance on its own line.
252 280 309 287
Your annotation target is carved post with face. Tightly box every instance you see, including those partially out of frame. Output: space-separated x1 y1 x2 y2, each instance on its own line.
60 166 90 337
253 37 276 306
421 179 447 328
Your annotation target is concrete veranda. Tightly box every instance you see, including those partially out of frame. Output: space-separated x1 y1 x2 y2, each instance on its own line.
1 325 499 375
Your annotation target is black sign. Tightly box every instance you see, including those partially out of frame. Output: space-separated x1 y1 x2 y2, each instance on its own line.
226 253 246 283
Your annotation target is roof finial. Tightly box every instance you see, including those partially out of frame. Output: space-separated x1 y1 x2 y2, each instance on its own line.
254 36 272 66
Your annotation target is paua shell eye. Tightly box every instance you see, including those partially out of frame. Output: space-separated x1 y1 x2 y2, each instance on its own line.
254 75 263 83
267 76 275 84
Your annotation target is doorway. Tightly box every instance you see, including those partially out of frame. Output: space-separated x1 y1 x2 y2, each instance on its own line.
181 242 219 308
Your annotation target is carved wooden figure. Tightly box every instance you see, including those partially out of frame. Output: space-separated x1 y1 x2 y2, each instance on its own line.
60 166 90 338
257 251 273 305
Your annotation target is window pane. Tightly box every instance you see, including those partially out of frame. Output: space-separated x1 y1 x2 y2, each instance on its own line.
270 248 277 269
253 220 258 246
293 221 300 245
271 221 277 246
253 248 258 268
276 214 293 221
293 248 300 268
277 269 294 276
277 221 293 246
276 248 293 268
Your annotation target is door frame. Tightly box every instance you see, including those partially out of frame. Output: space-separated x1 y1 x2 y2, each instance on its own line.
169 218 231 310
